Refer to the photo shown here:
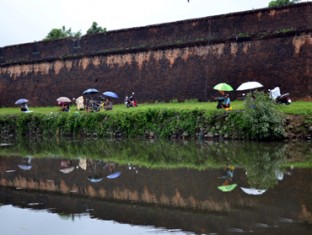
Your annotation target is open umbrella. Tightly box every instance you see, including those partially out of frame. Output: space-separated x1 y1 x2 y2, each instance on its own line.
60 166 75 174
218 183 237 192
15 98 29 105
102 91 118 99
240 187 267 195
88 176 103 183
56 97 71 103
18 164 32 171
107 171 121 179
213 83 233 91
236 81 263 91
83 88 99 95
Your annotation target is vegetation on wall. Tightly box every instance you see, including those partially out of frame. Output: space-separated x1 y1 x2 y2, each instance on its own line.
86 22 106 35
44 26 82 41
268 0 300 8
43 21 106 41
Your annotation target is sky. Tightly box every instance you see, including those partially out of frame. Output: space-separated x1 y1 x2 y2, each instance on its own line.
0 0 309 47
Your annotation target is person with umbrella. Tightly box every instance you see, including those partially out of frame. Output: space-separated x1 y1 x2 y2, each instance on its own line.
102 91 118 111
217 162 237 192
213 83 233 110
15 98 30 112
56 97 71 112
103 97 113 110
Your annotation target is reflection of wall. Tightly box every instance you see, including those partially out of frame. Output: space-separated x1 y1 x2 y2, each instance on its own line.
0 156 312 216
0 3 311 106
1 157 312 233
2 186 307 235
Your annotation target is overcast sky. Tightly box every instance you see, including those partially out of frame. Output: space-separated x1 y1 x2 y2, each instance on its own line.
0 0 309 47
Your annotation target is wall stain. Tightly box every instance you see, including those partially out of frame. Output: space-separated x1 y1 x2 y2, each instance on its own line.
292 34 311 55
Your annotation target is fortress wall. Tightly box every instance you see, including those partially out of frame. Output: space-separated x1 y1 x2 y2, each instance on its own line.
0 3 311 106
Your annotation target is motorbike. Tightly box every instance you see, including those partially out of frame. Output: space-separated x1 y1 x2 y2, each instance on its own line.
268 87 291 105
124 95 137 108
275 93 291 105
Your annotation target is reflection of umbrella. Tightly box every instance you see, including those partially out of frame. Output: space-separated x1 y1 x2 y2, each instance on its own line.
60 167 75 174
88 176 103 183
213 83 233 91
56 97 71 103
275 169 284 181
15 98 29 105
18 164 32 170
240 187 267 195
107 171 121 179
218 184 237 192
236 81 263 91
102 91 118 99
83 88 99 95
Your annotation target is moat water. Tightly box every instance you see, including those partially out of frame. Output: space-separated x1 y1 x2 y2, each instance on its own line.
0 139 311 234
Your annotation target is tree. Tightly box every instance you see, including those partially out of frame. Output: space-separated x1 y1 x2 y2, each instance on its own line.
86 22 106 35
44 26 81 41
268 0 300 8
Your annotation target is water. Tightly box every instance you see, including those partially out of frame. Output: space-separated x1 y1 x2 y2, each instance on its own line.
0 139 311 234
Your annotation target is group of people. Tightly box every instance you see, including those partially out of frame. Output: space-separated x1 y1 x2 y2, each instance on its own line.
81 96 113 112
68 92 137 112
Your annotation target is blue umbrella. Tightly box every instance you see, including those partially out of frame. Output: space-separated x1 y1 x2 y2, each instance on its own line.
83 88 99 95
107 171 121 179
103 91 118 99
88 176 103 183
15 98 29 105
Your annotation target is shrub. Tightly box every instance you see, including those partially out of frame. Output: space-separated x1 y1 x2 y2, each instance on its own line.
236 91 285 140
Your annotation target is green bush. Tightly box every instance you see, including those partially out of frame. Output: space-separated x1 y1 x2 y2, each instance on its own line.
234 91 286 140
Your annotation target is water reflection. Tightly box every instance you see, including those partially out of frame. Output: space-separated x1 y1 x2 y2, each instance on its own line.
0 139 311 234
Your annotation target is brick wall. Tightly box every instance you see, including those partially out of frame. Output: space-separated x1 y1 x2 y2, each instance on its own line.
0 2 311 106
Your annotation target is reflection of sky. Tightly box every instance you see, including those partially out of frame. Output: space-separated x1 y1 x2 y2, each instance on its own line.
0 205 193 235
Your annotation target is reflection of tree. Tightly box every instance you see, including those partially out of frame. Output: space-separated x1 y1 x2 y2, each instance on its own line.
3 138 309 173
237 146 287 189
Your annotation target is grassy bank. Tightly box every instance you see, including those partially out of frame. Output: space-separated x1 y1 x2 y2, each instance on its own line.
2 100 312 115
1 97 311 141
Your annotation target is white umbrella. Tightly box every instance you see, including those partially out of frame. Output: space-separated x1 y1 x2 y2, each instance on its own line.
236 81 263 91
240 187 267 195
56 97 71 103
60 166 75 174
18 164 32 170
15 98 29 105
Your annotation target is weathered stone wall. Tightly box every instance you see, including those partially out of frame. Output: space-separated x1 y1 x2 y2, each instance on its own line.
0 3 311 106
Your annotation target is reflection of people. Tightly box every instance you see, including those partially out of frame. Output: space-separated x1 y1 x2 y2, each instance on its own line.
104 162 116 172
220 163 235 185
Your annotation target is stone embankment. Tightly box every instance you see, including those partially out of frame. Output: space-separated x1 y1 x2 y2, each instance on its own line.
0 111 311 142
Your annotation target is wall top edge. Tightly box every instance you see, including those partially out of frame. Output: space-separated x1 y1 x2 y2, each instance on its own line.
1 2 311 49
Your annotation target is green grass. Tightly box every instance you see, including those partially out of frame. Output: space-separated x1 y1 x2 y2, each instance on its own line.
1 101 241 115
2 100 311 115
277 101 312 115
